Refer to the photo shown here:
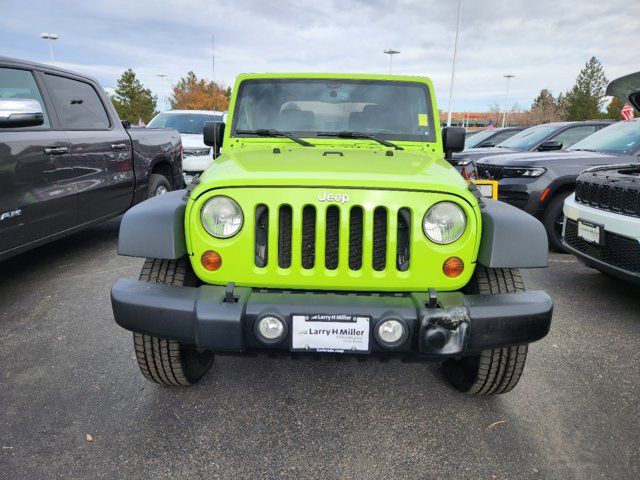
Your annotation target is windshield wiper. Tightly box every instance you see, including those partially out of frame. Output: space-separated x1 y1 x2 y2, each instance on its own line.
235 129 314 147
316 131 403 150
570 148 597 152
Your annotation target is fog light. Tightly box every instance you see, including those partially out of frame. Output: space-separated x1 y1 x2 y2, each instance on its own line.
201 250 222 271
376 319 407 348
256 316 286 344
443 257 464 278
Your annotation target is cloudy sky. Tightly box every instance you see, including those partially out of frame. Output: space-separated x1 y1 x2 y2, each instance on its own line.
2 0 639 112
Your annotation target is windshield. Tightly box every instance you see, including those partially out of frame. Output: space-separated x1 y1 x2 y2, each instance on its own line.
465 129 496 148
232 79 435 142
568 121 640 155
148 113 223 134
499 124 559 150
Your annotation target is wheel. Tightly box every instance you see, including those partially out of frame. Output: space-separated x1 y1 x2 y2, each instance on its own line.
542 191 571 252
442 266 529 395
133 257 214 385
147 173 171 199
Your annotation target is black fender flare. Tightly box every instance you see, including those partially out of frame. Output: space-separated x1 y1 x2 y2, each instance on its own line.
118 190 187 259
546 175 576 199
477 198 548 268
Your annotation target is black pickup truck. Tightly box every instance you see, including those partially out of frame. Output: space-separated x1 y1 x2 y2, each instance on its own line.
0 57 182 261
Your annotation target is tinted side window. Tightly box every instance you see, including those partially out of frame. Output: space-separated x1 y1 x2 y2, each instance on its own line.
45 74 110 129
552 125 597 148
0 67 50 128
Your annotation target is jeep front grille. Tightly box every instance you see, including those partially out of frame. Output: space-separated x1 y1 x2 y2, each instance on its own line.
575 179 640 217
477 164 505 180
254 204 412 272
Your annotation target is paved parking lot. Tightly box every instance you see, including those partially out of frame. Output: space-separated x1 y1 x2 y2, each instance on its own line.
1 218 639 479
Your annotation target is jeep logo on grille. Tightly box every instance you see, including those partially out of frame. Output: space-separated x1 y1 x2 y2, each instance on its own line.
318 191 350 203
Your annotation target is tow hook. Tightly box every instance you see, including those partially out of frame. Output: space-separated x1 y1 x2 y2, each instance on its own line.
422 305 470 355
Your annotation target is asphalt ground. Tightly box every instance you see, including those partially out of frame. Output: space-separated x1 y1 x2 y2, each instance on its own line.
1 218 639 479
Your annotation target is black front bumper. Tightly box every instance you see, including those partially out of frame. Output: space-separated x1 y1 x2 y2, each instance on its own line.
563 218 640 286
111 280 553 358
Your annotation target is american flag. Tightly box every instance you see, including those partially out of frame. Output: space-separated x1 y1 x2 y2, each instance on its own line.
621 103 634 121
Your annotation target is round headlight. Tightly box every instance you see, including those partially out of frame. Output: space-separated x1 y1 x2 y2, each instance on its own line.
201 196 243 238
422 202 466 244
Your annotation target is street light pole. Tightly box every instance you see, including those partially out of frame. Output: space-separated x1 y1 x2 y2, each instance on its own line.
156 74 172 111
40 32 59 64
383 49 400 74
501 74 515 128
212 35 218 111
446 0 463 127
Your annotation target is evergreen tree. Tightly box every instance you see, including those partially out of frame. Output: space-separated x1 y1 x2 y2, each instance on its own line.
169 71 231 111
562 57 608 120
110 69 158 124
529 89 562 124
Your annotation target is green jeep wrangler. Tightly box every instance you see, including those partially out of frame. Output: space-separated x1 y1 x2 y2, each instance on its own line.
111 73 553 395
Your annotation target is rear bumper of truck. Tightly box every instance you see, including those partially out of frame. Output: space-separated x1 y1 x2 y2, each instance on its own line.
111 279 553 358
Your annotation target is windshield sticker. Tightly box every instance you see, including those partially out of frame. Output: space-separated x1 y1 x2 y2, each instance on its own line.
418 113 428 127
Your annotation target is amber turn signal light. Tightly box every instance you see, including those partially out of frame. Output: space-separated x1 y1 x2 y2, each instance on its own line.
201 250 222 271
443 257 464 278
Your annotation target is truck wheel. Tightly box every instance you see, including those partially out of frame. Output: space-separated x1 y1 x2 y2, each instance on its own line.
147 173 171 198
542 191 571 252
442 266 529 395
133 257 213 385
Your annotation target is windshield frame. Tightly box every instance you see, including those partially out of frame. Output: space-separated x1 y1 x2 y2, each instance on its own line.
230 78 437 143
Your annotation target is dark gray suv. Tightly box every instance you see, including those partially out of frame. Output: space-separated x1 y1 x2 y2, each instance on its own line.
452 121 612 173
475 121 640 250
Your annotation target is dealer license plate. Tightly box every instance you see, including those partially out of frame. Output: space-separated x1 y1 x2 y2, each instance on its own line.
577 219 602 244
291 314 370 353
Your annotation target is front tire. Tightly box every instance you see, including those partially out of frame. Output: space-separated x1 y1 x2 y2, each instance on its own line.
442 266 529 395
542 191 571 252
133 257 214 385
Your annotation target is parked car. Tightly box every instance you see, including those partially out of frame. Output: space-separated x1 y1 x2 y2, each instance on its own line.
451 121 612 172
563 71 640 285
0 56 182 261
475 120 640 250
148 109 224 185
563 164 640 285
463 126 525 149
111 72 553 395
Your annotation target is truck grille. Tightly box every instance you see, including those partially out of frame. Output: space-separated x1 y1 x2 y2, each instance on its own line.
575 179 640 217
564 219 640 272
255 204 411 272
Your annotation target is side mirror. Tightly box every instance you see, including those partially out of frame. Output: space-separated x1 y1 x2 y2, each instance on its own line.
538 140 563 151
121 120 131 129
478 141 495 148
203 121 225 156
0 98 44 128
442 127 466 160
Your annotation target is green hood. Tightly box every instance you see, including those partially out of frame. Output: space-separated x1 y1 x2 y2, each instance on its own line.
195 146 471 197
